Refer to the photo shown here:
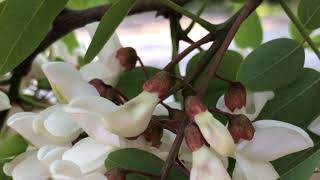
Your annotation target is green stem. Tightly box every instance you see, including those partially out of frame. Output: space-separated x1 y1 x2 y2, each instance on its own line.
184 0 209 34
160 0 215 32
280 0 320 60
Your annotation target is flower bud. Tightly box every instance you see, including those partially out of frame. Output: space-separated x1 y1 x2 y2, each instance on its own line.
116 47 139 70
227 114 255 143
143 122 164 148
185 124 205 152
105 168 126 180
185 96 207 120
224 82 246 112
143 71 171 99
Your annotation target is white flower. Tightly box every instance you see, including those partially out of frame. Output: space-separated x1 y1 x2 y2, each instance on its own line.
80 23 124 86
308 115 320 136
0 90 11 111
216 91 274 121
7 105 81 147
232 120 314 180
42 62 99 103
190 146 231 180
194 110 235 157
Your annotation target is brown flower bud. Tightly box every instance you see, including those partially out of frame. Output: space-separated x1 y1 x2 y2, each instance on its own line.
227 114 255 143
143 122 164 148
143 71 171 99
89 79 128 105
116 47 139 70
105 168 127 180
224 82 246 112
185 124 205 152
185 96 207 120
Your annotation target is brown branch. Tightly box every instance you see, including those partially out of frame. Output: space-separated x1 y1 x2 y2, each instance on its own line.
196 0 263 97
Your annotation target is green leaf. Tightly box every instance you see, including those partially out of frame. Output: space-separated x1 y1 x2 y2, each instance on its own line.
0 134 28 160
235 11 263 49
237 38 305 91
0 0 68 74
62 33 80 54
105 148 188 180
289 22 312 43
298 0 320 30
186 50 243 106
67 0 112 9
84 0 136 64
117 67 160 99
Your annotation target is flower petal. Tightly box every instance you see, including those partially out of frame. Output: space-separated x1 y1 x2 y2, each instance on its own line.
0 91 11 111
3 151 35 176
37 145 69 166
237 120 314 161
232 153 279 180
62 137 115 174
216 91 274 121
50 160 82 180
191 146 231 180
11 152 50 180
153 102 181 116
42 62 99 102
195 111 235 157
78 172 107 180
308 116 320 136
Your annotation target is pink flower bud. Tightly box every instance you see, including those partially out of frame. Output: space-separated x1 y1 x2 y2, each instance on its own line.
105 168 126 180
143 122 164 148
116 47 139 70
185 96 207 120
224 82 246 112
185 124 205 152
143 71 171 99
227 114 255 143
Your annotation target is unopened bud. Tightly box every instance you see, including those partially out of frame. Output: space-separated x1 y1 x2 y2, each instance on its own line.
227 114 255 143
105 168 127 180
143 122 163 148
185 124 205 152
116 47 139 70
143 71 171 99
185 96 207 120
89 79 128 105
224 82 246 112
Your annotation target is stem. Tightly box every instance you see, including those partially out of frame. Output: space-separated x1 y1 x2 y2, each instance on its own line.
184 0 209 34
160 0 215 32
196 0 262 97
137 57 150 79
279 0 320 60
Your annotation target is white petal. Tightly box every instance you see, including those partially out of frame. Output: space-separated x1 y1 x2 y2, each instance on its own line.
50 160 82 180
11 152 50 180
216 91 274 121
44 108 81 139
237 120 314 161
153 102 181 116
232 153 279 180
63 137 115 174
64 107 123 146
28 54 48 79
3 151 35 176
191 146 231 180
103 91 159 137
80 61 119 86
42 62 99 102
308 116 320 136
37 145 69 166
0 91 11 111
310 173 320 180
78 172 107 180
195 111 235 157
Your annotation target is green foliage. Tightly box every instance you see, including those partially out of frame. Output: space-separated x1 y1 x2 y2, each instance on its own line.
0 134 28 160
237 38 305 91
67 0 112 9
186 50 243 106
0 159 12 180
298 0 320 30
235 11 263 49
289 22 312 43
105 148 188 180
0 0 69 74
117 67 160 99
62 33 80 54
84 0 136 64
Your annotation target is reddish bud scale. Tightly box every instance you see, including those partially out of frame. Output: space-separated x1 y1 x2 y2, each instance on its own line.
185 124 205 152
224 82 247 112
143 122 164 148
185 96 207 120
105 168 127 180
143 71 171 99
227 114 255 143
116 47 139 70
